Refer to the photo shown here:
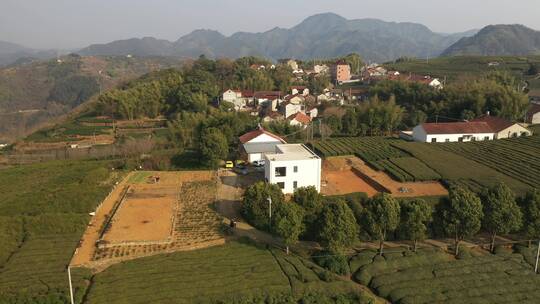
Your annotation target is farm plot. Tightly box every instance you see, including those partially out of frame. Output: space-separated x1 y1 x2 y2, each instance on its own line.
322 157 448 197
352 248 540 304
91 171 224 265
101 185 177 244
434 136 540 189
392 141 530 194
85 241 377 304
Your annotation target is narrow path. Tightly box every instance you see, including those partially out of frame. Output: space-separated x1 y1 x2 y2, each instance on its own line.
70 172 131 267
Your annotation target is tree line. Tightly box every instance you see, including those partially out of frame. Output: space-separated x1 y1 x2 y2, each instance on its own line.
242 182 540 270
322 71 529 137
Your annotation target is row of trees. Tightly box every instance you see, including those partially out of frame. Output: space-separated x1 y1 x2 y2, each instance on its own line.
242 182 540 258
331 95 405 136
368 72 529 127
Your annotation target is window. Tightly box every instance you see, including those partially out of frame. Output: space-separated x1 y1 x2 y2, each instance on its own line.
275 167 286 177
512 132 518 138
293 166 298 173
458 137 464 142
293 181 298 189
431 138 437 143
445 138 450 142
277 182 285 189
471 137 476 141
484 136 490 141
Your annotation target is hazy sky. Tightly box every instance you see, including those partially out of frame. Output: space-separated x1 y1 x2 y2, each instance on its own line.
2 0 539 50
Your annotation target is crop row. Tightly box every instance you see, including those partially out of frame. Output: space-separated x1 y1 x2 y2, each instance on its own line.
311 137 405 160
353 248 538 304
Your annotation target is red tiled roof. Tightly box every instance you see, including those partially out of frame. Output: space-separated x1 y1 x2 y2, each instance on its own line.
254 91 282 99
471 115 514 132
420 122 493 134
287 112 311 124
239 127 286 144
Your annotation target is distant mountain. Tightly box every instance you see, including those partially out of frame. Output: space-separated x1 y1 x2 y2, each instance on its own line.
0 40 59 66
442 24 540 56
78 37 175 57
77 13 478 62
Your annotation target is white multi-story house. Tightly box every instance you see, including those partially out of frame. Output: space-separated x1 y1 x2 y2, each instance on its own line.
264 144 321 194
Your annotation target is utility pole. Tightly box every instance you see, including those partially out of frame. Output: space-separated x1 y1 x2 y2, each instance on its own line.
535 240 540 273
67 266 75 304
267 197 272 223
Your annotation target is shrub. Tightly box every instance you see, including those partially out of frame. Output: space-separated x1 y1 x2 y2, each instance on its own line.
313 252 350 275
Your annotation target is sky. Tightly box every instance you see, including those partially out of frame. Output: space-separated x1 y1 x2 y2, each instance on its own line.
1 0 539 50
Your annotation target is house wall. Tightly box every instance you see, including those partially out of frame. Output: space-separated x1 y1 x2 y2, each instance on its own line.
530 113 540 124
248 153 263 163
332 64 351 82
425 133 494 143
496 124 532 139
264 157 321 194
284 103 303 118
223 90 240 102
246 134 282 144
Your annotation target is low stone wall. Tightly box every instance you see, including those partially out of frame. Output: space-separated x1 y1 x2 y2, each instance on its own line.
351 166 391 194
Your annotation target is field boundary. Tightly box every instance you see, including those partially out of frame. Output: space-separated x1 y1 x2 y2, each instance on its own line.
351 166 391 193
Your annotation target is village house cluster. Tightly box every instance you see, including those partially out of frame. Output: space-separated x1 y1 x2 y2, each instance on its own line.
361 63 443 89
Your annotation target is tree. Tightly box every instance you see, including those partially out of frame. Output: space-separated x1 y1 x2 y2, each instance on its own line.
440 187 483 255
198 127 228 167
317 200 358 253
399 199 432 252
522 189 540 241
363 193 400 255
242 182 284 230
273 202 305 254
341 109 358 135
483 183 522 252
292 186 323 239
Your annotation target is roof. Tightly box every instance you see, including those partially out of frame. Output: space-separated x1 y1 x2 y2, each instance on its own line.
225 89 254 97
471 115 514 132
265 144 320 161
243 142 281 154
291 86 307 90
288 112 311 124
420 122 493 134
239 127 286 144
254 91 282 99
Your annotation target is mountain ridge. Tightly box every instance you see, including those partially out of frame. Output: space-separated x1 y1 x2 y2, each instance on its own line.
442 24 540 56
76 13 478 62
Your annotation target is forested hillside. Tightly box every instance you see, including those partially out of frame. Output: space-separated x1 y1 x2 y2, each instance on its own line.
0 55 184 141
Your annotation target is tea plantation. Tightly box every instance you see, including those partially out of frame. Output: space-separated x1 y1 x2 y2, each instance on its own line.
350 248 540 304
0 160 117 303
311 132 540 194
85 241 378 304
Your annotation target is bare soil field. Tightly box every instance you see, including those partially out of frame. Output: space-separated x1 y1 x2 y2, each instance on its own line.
323 157 448 197
101 185 177 243
71 170 222 270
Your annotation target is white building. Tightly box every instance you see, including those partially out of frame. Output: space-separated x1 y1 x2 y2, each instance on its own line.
222 89 254 110
471 115 531 139
527 104 540 124
264 144 321 194
412 116 531 143
412 122 496 143
239 127 286 163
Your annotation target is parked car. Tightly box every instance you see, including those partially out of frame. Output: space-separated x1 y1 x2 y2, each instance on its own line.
252 159 265 167
225 161 234 169
234 165 248 175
